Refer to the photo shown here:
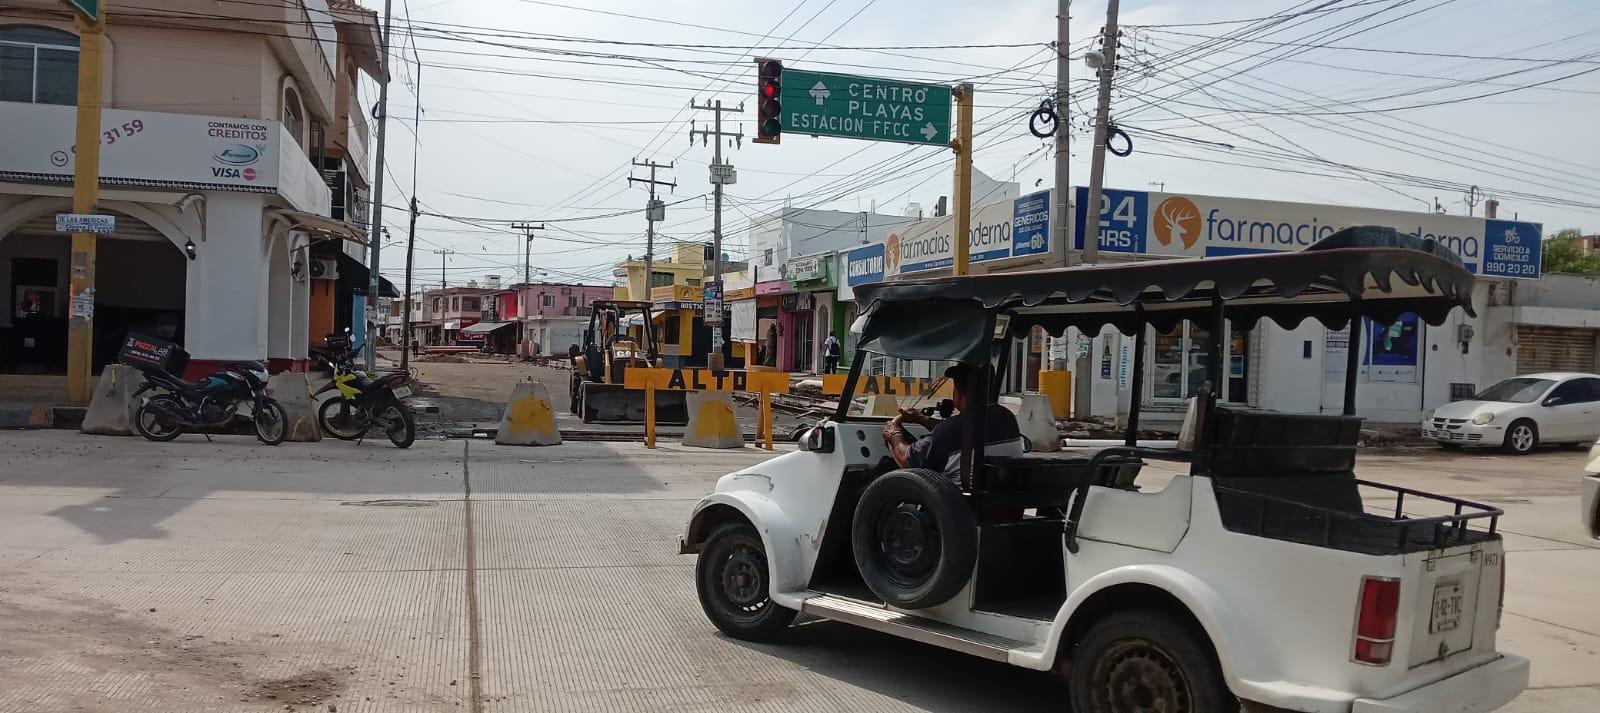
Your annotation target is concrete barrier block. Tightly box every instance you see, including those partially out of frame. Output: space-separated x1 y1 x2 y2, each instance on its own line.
1019 393 1061 452
269 372 322 442
80 365 147 436
862 395 902 417
682 391 743 449
496 381 562 446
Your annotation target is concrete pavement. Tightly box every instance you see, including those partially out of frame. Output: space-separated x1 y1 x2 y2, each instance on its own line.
0 431 1595 712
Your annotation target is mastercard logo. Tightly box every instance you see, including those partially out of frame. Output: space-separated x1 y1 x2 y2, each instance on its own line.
1154 196 1202 249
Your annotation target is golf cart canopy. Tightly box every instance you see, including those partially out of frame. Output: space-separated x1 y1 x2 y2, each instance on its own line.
850 227 1475 365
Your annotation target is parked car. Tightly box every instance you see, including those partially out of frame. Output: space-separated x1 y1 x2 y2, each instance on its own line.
1584 439 1600 539
682 228 1527 713
1422 373 1600 454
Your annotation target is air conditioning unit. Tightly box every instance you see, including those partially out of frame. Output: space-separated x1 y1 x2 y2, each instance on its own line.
309 258 340 280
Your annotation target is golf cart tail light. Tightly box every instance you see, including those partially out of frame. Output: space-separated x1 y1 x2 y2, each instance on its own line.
1354 576 1400 665
1473 412 1495 425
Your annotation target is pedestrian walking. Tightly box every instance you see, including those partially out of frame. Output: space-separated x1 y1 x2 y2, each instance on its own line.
822 333 841 374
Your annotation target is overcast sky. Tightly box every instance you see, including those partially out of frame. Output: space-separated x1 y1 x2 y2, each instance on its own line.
367 0 1600 289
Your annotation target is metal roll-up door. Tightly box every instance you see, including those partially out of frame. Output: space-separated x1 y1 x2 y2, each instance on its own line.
1516 326 1598 373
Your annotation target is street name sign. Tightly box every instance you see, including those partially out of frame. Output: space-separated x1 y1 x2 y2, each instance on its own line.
782 68 952 146
55 213 115 234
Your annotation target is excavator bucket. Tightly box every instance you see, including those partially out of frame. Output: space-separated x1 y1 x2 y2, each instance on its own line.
579 382 688 425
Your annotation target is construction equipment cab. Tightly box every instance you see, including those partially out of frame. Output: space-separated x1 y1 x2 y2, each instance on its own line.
570 300 687 424
679 227 1528 713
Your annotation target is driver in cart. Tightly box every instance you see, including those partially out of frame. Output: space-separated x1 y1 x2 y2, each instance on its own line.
881 363 1024 477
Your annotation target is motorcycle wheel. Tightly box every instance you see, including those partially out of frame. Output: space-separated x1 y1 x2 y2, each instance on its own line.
381 401 417 449
318 398 368 440
254 398 288 446
134 395 184 442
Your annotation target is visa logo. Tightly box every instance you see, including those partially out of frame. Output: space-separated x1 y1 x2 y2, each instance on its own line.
211 166 257 181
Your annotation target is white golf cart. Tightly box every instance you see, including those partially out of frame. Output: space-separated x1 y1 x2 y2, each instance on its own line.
680 227 1528 713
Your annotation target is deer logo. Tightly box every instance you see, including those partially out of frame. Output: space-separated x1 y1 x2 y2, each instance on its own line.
1154 196 1203 249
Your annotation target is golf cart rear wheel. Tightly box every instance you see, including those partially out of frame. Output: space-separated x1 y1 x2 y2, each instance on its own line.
1069 609 1236 713
696 522 796 641
851 468 976 609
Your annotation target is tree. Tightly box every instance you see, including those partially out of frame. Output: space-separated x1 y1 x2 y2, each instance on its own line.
1541 228 1600 275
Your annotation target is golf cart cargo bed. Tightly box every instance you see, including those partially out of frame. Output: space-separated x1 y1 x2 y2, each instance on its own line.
1214 480 1502 555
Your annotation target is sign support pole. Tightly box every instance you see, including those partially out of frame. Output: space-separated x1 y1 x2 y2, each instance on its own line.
644 382 657 449
759 390 773 451
66 2 108 403
951 83 974 276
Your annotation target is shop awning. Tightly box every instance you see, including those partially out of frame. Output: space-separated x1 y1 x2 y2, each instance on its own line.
337 254 400 298
271 209 368 244
461 320 515 334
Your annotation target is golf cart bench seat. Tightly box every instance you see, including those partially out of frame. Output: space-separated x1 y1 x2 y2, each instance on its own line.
976 453 1144 509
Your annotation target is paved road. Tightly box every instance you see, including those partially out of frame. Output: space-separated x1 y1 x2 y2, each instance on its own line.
1 431 1595 712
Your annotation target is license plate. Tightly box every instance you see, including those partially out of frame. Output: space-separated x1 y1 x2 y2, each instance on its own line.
1430 583 1463 633
1449 432 1464 440
392 386 412 399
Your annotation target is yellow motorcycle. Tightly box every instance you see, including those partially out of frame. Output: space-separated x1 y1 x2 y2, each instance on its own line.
313 332 416 448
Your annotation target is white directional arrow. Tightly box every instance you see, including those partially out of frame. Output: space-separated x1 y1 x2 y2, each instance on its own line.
920 122 937 141
810 81 831 105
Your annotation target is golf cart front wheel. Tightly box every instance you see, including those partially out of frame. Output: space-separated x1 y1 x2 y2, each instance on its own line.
695 522 796 641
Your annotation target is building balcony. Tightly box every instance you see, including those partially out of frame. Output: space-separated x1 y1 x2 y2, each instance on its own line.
0 101 331 215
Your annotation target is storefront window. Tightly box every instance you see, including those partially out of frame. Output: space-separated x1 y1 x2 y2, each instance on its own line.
1150 322 1246 403
0 26 79 106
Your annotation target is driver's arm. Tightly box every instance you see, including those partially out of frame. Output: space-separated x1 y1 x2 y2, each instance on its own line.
882 416 917 468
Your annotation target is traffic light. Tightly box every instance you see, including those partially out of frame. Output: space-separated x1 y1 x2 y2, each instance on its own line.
754 58 783 144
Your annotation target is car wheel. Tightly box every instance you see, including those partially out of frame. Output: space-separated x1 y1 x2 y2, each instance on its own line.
1069 609 1237 713
1503 420 1538 455
851 468 977 609
695 522 796 642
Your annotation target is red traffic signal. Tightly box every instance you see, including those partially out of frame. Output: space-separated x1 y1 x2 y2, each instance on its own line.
754 58 782 145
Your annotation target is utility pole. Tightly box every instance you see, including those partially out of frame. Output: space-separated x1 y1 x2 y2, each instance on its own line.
1080 0 1121 266
513 222 546 288
627 159 675 301
65 0 108 403
400 62 422 372
1054 0 1072 270
512 221 544 358
689 99 742 367
400 196 420 371
365 0 396 370
432 249 454 289
951 83 975 276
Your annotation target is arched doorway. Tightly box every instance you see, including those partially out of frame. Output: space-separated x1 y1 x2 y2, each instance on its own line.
0 208 187 377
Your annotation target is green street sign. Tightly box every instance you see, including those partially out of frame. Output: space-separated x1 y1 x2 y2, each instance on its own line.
63 0 99 22
781 68 952 146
